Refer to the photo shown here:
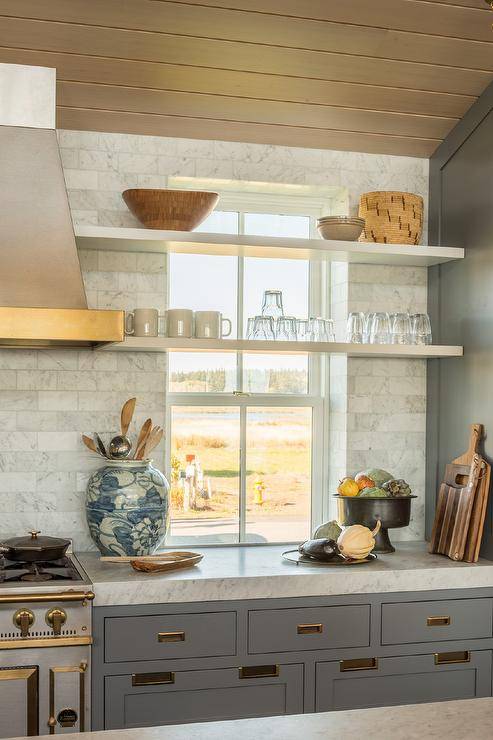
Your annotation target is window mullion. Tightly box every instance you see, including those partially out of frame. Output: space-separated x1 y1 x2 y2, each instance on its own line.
239 404 247 543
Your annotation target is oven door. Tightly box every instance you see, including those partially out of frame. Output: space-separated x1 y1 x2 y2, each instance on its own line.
0 646 90 737
0 665 39 737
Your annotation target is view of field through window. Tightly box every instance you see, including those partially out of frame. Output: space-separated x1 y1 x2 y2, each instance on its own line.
167 206 318 544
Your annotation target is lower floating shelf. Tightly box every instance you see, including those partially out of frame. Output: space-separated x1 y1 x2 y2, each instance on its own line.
98 337 463 358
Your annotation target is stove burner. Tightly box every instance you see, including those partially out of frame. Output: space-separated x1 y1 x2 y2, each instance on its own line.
0 554 83 584
20 564 54 582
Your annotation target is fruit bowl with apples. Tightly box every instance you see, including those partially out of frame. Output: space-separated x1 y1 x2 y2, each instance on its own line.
334 469 416 553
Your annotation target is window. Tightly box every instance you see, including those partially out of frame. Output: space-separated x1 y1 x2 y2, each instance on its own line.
166 184 336 545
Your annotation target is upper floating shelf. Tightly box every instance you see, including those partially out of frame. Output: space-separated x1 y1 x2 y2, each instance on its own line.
76 226 464 267
99 337 463 359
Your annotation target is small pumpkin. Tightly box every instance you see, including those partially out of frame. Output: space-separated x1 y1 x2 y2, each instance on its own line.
337 520 381 560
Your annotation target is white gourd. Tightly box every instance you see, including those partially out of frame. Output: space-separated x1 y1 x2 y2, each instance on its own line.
337 520 381 560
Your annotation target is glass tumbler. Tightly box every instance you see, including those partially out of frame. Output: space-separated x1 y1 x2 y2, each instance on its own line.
252 315 275 340
347 312 365 343
261 290 284 319
246 317 255 339
390 312 412 345
324 319 336 342
363 312 376 344
276 316 297 341
369 312 391 344
411 313 432 345
307 317 329 342
297 319 308 341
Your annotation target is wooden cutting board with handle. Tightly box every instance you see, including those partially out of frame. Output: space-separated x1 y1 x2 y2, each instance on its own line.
449 424 491 563
429 452 484 561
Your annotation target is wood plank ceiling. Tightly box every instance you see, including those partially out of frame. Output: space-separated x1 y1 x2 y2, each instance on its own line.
0 0 492 157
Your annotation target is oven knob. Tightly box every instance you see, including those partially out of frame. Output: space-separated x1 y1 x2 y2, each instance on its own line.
13 608 35 637
45 608 67 636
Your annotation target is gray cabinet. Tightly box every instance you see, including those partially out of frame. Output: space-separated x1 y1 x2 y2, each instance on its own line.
248 604 370 654
104 664 304 730
381 598 493 645
315 651 492 712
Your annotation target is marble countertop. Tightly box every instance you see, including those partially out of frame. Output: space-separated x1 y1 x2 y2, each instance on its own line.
76 542 493 606
11 698 493 739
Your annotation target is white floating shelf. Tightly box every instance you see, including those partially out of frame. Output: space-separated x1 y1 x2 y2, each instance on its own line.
99 337 463 359
76 226 464 267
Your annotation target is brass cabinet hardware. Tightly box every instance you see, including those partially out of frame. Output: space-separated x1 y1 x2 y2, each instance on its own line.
434 651 471 665
239 665 279 679
132 671 175 686
0 591 95 605
158 631 185 643
297 623 323 635
427 616 451 627
0 666 38 736
45 608 67 636
13 609 35 638
340 657 379 672
0 636 92 651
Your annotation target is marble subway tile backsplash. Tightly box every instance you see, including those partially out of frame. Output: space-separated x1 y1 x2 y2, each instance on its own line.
0 130 429 547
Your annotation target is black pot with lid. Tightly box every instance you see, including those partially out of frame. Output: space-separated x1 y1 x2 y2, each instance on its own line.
0 530 71 562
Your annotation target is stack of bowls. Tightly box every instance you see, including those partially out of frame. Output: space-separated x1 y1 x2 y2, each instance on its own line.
317 216 366 242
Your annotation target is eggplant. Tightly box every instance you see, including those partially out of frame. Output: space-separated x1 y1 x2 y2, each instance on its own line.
298 537 341 561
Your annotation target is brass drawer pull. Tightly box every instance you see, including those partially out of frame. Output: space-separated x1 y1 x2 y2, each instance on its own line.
297 623 323 635
340 657 378 672
158 631 185 643
239 665 279 679
132 671 175 686
427 616 451 627
434 651 470 665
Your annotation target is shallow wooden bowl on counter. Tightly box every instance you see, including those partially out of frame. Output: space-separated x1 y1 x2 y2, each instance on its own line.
130 551 203 573
122 188 219 230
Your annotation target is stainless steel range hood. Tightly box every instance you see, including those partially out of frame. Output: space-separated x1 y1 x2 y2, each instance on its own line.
0 63 124 347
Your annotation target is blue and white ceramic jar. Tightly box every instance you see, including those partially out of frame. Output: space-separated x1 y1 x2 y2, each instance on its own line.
85 459 170 557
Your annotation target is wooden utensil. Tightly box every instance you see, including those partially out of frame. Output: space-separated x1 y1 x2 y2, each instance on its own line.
131 552 203 573
134 418 152 460
94 433 109 459
144 426 164 458
121 397 136 436
430 453 484 561
82 434 105 457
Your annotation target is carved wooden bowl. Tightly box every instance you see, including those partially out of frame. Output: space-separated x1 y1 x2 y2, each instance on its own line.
122 189 219 230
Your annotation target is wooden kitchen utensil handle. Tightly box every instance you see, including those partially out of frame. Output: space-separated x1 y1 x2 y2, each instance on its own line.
134 418 152 459
121 397 136 436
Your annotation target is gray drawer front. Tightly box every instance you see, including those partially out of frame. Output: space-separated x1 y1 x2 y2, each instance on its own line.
316 651 492 712
381 599 493 645
248 604 370 654
105 664 304 729
104 611 236 662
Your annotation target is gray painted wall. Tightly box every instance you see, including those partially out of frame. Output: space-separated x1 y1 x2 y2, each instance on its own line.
427 81 493 557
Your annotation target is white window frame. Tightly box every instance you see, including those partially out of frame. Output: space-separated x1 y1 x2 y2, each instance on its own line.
165 185 336 543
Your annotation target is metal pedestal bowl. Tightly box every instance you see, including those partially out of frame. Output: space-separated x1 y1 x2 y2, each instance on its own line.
334 495 417 553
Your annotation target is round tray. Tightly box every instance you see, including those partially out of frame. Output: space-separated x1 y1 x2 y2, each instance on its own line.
282 550 377 566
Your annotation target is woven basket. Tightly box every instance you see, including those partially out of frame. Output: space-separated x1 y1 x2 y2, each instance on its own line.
358 191 424 245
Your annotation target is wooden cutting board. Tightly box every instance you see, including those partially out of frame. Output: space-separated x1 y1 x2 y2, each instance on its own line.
429 452 484 561
449 424 491 563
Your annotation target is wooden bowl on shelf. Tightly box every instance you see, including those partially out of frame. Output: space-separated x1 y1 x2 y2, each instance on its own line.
122 189 219 231
317 216 365 241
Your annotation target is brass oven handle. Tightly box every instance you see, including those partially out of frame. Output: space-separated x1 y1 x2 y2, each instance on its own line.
427 616 451 627
0 636 92 651
340 657 379 672
297 623 323 635
435 651 471 665
239 665 279 679
0 591 95 605
158 631 185 643
132 672 175 686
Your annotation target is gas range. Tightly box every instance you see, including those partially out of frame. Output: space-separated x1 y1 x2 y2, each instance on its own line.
0 553 86 585
0 552 94 736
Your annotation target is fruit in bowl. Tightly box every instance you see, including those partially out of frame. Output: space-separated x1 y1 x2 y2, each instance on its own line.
355 473 375 490
337 477 359 497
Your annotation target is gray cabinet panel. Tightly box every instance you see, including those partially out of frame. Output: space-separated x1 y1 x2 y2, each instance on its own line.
104 664 303 730
248 604 370 654
381 599 493 645
316 651 492 712
104 611 236 663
